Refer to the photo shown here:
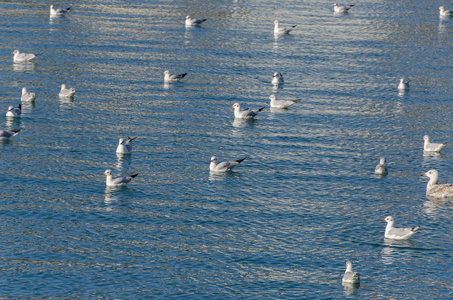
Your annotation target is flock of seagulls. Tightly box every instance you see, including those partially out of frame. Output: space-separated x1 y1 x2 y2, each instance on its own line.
7 3 453 288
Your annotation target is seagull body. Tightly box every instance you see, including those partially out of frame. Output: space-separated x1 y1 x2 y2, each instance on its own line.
231 103 265 119
421 169 453 198
116 137 137 154
374 157 388 175
50 5 71 16
269 94 301 109
272 72 284 85
423 135 447 152
273 20 296 34
21 87 36 102
439 6 453 17
185 15 207 26
381 216 420 240
163 70 187 82
12 50 39 63
398 78 410 90
59 84 76 97
210 156 246 172
342 260 360 284
6 104 21 117
0 129 21 139
102 169 138 186
333 3 355 13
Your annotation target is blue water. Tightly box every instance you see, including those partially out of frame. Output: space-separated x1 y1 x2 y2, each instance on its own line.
1 0 453 298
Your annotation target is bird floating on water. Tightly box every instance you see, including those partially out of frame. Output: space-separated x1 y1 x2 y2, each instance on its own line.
163 70 187 82
398 78 410 90
269 94 301 109
59 84 76 97
116 137 137 154
423 135 447 152
381 216 420 240
210 156 246 172
185 15 207 27
420 169 453 198
333 3 355 13
374 157 388 175
6 104 21 117
231 103 265 119
102 169 138 186
21 87 36 102
342 260 360 284
439 6 453 17
272 72 284 85
50 5 71 16
0 129 21 139
273 20 296 34
12 50 39 63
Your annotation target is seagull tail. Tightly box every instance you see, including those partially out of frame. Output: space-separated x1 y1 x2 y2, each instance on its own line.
12 129 21 134
258 107 265 112
411 226 421 232
292 25 297 28
18 104 22 110
128 136 138 142
66 7 71 11
235 157 246 164
293 98 302 103
180 73 188 78
130 173 139 178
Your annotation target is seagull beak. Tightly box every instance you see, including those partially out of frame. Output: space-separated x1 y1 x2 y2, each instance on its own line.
380 219 386 221
420 173 426 177
102 172 106 175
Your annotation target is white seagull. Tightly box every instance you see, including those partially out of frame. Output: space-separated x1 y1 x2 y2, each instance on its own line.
420 169 453 198
273 20 296 34
423 135 447 152
21 87 36 102
0 129 21 139
185 15 207 27
116 137 137 154
398 78 410 90
12 50 39 63
231 103 265 119
59 84 76 97
50 5 71 16
210 156 246 172
374 157 388 175
333 3 355 13
381 216 420 240
342 260 360 284
163 70 187 82
269 94 301 109
102 169 138 186
439 6 453 17
272 72 284 85
6 104 21 117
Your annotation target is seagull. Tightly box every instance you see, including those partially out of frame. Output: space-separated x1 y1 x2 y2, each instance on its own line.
185 15 207 27
12 50 39 63
381 216 420 240
342 260 360 284
231 103 265 119
333 3 355 13
210 156 246 172
163 70 187 82
273 20 296 34
439 6 453 17
0 129 21 139
21 87 36 102
116 137 137 154
6 104 21 117
59 84 76 97
269 94 301 109
50 5 71 16
374 157 388 175
102 169 139 186
398 78 410 90
423 135 447 152
420 169 453 198
272 72 284 85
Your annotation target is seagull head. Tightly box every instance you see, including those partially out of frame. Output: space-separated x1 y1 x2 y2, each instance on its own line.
333 3 339 7
210 156 217 163
269 94 276 101
422 135 429 141
186 15 190 19
273 20 279 25
118 138 125 145
420 169 439 182
11 50 19 55
231 103 240 109
163 70 170 75
102 169 112 176
381 216 393 223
